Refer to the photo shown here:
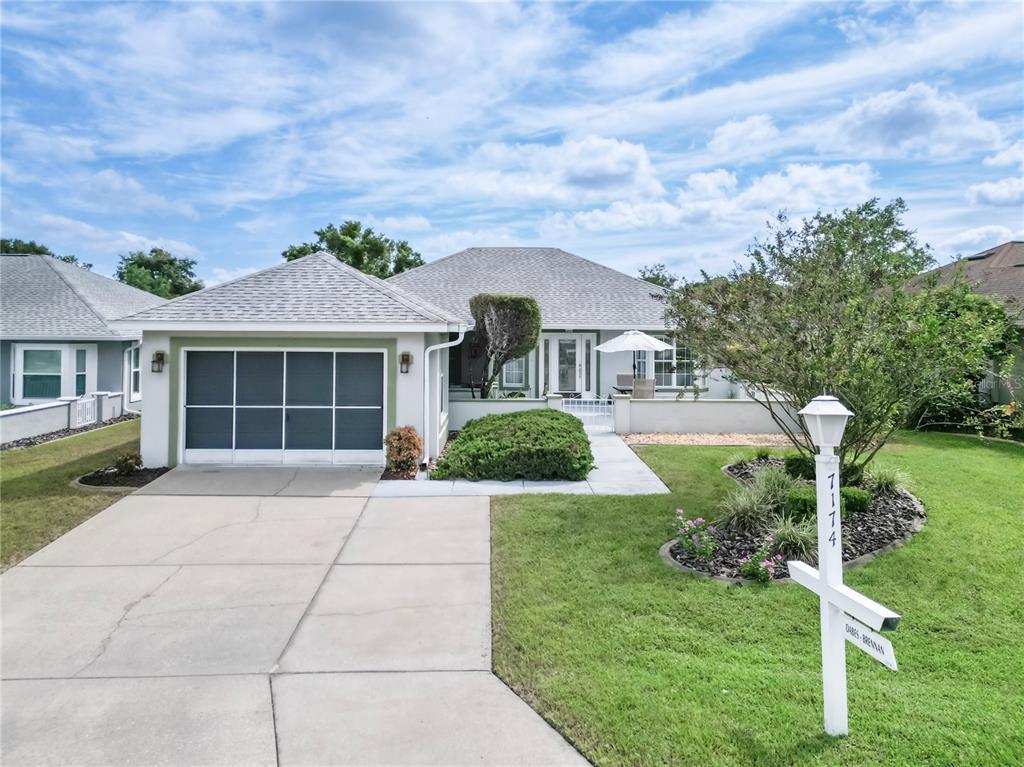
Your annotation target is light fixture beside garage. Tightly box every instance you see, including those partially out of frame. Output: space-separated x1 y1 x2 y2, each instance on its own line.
151 351 166 373
400 351 412 374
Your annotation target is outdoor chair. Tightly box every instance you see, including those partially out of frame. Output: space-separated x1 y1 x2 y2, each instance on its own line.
631 379 655 399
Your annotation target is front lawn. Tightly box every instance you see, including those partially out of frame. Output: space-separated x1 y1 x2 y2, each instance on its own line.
491 431 1023 766
0 420 140 569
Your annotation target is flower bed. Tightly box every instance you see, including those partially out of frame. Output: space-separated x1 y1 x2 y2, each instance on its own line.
666 457 926 582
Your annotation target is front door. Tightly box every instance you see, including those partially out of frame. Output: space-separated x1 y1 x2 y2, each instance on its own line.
542 333 596 398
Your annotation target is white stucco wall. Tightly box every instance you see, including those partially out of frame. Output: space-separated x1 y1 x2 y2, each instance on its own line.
614 398 796 434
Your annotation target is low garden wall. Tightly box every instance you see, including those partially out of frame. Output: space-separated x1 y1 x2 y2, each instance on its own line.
0 392 126 444
613 396 795 434
447 395 557 431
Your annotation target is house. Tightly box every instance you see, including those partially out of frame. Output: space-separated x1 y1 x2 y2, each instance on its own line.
1 253 165 409
119 248 738 469
910 240 1024 403
389 247 733 400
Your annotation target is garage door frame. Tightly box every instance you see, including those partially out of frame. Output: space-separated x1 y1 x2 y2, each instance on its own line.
178 345 389 466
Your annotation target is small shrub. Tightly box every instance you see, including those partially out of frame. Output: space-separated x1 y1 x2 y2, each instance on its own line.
385 426 422 474
840 487 872 515
785 486 818 521
739 537 784 583
753 447 772 461
865 465 908 495
719 484 774 534
842 462 867 488
113 451 142 475
749 465 796 509
783 452 815 481
768 514 817 563
431 409 593 481
675 510 718 561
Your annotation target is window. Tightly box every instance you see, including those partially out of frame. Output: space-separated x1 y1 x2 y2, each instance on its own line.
13 344 96 403
23 350 62 399
653 336 695 387
75 349 87 396
129 346 141 401
503 356 526 388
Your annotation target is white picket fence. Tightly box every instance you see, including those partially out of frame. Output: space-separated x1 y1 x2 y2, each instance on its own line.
561 397 614 432
72 396 97 428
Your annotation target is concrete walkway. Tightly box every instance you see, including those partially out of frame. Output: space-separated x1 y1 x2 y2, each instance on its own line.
374 431 669 497
1 470 587 766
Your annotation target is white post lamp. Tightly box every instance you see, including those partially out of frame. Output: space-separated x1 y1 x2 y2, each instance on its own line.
798 395 852 454
790 394 900 737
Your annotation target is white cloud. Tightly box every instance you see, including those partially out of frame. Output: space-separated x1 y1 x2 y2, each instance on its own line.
967 177 1024 207
983 141 1024 168
546 163 875 234
707 115 779 159
35 213 200 258
939 225 1024 253
813 83 1002 159
448 135 663 206
364 214 432 233
580 3 804 93
78 169 196 217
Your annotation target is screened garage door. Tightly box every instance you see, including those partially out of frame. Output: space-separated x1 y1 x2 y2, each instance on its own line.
183 350 386 465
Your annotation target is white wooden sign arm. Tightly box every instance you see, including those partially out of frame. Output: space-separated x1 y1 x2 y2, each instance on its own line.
787 562 902 632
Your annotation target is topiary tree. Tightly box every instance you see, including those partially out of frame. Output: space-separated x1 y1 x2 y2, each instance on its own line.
663 198 1015 477
469 293 541 399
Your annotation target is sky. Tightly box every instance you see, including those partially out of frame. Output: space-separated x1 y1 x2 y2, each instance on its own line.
2 1 1022 285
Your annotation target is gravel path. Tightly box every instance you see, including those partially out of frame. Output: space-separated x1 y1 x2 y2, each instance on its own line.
623 432 792 446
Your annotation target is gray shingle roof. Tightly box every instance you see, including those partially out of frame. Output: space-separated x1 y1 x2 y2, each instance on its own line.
0 254 166 339
120 252 463 325
909 241 1024 326
388 247 669 328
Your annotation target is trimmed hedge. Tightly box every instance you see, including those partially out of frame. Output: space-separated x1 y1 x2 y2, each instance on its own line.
431 409 594 481
786 484 874 519
783 453 815 481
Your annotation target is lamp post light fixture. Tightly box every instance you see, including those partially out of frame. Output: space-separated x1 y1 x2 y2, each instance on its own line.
150 351 166 374
798 395 853 454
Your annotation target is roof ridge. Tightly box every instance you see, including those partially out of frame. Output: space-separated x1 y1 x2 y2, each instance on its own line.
313 252 459 323
39 255 116 336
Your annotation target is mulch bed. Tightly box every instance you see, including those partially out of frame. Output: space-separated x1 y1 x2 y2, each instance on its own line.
78 465 170 488
1 413 139 451
668 459 927 580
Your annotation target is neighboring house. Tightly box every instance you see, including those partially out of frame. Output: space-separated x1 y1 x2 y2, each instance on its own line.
0 253 165 409
389 247 735 400
910 240 1024 403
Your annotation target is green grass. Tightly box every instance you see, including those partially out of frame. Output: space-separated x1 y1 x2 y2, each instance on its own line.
0 420 140 569
491 431 1024 766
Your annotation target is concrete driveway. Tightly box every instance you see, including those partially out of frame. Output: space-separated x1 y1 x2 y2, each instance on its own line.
1 467 587 766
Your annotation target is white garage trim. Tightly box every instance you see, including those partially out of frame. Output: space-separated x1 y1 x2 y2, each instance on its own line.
178 346 388 466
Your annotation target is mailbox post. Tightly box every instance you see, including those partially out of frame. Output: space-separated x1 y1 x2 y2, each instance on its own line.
790 395 900 737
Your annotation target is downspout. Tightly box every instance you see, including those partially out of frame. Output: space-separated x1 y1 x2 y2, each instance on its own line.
422 325 467 467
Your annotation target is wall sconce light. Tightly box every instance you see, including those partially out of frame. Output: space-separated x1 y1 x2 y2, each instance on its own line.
151 351 166 373
399 352 412 374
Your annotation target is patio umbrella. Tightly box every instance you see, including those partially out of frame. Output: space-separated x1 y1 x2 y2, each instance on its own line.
594 330 673 377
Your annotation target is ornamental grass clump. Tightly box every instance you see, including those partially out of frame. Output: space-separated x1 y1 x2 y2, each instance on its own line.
675 510 717 561
719 484 774 534
768 514 817 563
749 465 797 509
865 465 908 496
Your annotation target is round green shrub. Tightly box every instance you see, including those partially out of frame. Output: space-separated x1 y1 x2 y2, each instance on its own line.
840 486 872 515
431 409 593 481
784 486 817 521
783 453 815 481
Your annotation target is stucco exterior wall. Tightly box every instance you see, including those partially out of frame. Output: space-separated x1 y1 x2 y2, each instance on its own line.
1 339 131 405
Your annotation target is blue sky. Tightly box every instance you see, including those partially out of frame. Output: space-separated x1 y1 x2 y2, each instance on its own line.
2 1 1022 284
